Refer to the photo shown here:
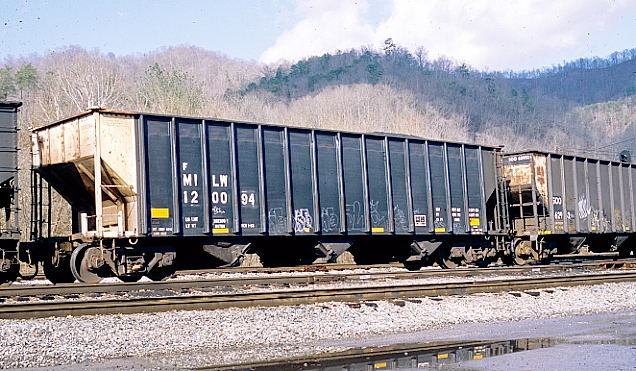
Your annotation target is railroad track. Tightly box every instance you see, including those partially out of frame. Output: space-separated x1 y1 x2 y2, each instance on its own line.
3 259 634 298
19 253 627 282
19 263 403 282
174 253 630 276
1 269 635 320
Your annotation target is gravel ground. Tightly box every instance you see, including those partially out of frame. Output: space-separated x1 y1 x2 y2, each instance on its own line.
1 281 636 369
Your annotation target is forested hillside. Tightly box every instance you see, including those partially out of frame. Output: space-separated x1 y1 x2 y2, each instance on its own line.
1 42 636 158
240 41 636 156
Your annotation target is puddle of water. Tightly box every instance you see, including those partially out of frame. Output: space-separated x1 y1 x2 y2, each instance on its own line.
241 337 636 371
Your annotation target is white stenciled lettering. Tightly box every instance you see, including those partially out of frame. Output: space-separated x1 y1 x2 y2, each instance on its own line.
183 190 199 204
241 192 256 206
183 173 192 187
182 165 199 187
211 191 228 204
183 174 198 187
212 174 229 188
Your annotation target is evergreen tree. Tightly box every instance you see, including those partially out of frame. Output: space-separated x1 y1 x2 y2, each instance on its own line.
15 63 38 98
0 66 16 100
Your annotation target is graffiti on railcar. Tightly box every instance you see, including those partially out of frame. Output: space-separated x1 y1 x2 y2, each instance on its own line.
393 205 409 231
370 200 387 227
268 207 287 234
294 208 313 233
345 201 365 230
578 194 592 220
321 207 339 233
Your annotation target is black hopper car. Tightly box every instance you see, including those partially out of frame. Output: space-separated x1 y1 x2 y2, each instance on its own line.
0 102 633 283
0 102 21 283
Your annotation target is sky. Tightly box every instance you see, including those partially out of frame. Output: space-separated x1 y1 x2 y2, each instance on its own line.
1 0 636 71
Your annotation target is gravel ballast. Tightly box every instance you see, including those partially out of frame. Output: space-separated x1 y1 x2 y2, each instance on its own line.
1 281 636 369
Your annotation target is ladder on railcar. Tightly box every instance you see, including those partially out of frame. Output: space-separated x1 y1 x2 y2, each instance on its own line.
29 169 51 240
495 155 511 233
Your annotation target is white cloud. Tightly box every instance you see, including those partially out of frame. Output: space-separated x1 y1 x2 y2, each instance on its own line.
376 0 634 70
261 0 636 70
260 0 375 65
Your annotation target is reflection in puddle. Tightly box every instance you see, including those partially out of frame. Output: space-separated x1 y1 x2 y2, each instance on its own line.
237 337 636 370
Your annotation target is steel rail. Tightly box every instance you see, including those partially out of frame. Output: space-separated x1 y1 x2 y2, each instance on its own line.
2 260 633 298
21 263 404 281
176 263 403 275
175 253 625 275
17 254 631 284
1 271 635 319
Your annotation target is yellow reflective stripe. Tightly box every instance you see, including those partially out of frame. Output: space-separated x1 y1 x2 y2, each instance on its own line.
213 228 229 234
151 208 170 218
371 227 385 233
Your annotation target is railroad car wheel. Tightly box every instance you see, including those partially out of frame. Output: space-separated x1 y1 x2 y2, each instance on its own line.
511 240 539 266
437 244 465 269
70 244 104 283
19 262 39 281
0 264 19 286
438 249 462 268
439 256 461 269
43 251 75 284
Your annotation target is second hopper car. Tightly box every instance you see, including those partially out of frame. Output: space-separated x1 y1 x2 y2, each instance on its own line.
503 151 636 264
30 108 507 282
